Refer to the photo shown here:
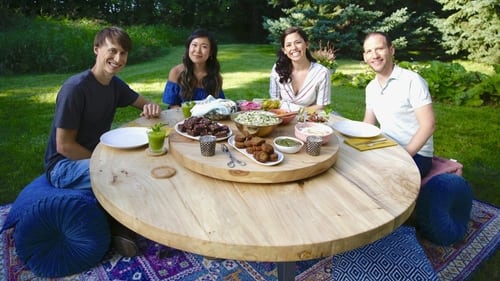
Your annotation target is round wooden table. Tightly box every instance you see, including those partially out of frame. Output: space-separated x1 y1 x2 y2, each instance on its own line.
90 109 421 281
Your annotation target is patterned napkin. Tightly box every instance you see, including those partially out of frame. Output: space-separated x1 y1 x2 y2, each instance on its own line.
344 135 398 151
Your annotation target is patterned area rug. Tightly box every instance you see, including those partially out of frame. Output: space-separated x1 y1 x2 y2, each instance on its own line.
1 200 498 281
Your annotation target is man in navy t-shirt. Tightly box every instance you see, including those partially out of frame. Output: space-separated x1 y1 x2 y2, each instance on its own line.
44 26 161 257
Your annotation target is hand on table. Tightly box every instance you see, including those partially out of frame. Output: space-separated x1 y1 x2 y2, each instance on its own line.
141 103 161 119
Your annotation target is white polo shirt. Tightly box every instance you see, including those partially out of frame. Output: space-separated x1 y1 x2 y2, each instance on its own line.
365 65 433 157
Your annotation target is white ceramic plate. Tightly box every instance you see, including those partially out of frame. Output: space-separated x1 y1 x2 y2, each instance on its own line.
227 136 284 166
175 121 232 141
100 127 149 149
332 120 381 138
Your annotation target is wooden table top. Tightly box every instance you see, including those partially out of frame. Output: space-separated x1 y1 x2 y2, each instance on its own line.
168 118 340 183
90 109 421 262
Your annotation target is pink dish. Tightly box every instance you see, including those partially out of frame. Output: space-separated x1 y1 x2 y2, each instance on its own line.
294 122 334 144
238 101 262 111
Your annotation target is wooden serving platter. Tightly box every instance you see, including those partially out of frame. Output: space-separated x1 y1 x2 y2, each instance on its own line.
169 121 340 183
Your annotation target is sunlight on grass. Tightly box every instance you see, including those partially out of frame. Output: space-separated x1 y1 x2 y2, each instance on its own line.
1 44 498 213
128 82 165 92
455 60 495 75
0 41 498 281
224 72 270 89
336 59 366 75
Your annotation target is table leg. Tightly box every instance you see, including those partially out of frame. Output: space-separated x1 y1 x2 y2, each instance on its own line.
277 262 295 281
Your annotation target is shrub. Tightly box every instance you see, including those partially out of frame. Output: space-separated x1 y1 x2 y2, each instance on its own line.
0 16 187 75
416 61 497 106
330 72 353 86
347 60 498 106
311 41 337 70
350 64 375 89
458 71 500 106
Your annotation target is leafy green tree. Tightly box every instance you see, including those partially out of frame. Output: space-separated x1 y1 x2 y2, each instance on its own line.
2 0 274 42
263 0 445 60
433 0 500 64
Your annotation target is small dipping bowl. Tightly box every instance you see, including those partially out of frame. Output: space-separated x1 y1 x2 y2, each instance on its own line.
273 136 304 154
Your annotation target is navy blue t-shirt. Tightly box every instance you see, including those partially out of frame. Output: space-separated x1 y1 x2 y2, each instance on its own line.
44 70 139 171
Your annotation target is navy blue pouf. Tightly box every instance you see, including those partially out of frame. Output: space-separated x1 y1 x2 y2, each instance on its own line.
1 175 110 278
416 173 473 246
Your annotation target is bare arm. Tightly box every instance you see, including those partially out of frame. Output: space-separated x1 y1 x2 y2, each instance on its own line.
306 104 325 111
168 64 183 82
405 103 435 156
363 108 377 125
56 128 92 160
132 96 161 119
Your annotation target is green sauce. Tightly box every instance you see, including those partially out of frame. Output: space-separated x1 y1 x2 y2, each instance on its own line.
276 138 300 147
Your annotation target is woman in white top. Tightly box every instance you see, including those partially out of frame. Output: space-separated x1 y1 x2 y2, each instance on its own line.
269 27 331 111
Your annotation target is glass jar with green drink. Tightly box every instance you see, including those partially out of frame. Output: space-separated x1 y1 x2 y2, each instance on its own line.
181 101 196 118
147 123 169 153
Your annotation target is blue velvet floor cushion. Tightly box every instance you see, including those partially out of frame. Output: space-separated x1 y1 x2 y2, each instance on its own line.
332 226 438 280
416 173 473 246
1 175 111 278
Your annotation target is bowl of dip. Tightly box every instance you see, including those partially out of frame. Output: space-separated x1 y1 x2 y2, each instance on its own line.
294 122 334 144
273 136 304 154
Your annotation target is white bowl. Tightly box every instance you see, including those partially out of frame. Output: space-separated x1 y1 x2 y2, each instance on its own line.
294 122 334 144
273 136 304 154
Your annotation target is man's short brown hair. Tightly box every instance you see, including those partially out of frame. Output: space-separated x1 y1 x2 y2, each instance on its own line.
94 26 132 52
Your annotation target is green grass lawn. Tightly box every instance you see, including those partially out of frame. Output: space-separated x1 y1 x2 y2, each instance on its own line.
0 44 498 280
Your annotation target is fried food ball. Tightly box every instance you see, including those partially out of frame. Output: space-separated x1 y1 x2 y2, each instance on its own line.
250 137 265 147
269 153 279 162
244 140 253 147
234 134 246 142
235 141 246 149
254 151 269 163
261 143 274 154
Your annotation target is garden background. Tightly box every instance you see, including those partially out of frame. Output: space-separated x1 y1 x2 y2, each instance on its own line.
0 0 498 280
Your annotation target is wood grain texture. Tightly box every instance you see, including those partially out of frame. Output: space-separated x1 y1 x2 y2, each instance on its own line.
90 110 421 262
169 121 339 183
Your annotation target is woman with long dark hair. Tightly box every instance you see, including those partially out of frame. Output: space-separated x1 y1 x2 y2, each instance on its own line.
162 29 224 107
269 27 331 111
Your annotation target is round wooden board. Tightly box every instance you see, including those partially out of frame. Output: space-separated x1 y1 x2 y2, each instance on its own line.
169 122 340 183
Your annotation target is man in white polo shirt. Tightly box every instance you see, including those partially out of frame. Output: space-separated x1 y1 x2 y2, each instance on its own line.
362 32 435 178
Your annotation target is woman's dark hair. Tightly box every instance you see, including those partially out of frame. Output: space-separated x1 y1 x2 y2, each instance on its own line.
275 27 316 84
94 26 132 52
178 29 223 101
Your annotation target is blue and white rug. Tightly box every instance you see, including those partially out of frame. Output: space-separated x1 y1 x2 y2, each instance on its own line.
1 200 498 280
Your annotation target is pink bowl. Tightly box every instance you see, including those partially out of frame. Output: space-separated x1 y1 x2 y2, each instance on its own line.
294 122 334 144
238 101 262 111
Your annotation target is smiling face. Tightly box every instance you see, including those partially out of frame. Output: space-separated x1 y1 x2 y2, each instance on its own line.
188 36 211 65
93 37 128 78
363 33 395 77
282 31 309 63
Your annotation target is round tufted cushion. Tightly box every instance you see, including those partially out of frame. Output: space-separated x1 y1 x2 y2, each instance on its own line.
4 175 110 278
416 173 473 246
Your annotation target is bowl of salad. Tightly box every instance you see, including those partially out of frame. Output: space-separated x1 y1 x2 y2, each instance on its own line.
231 110 282 137
273 136 304 154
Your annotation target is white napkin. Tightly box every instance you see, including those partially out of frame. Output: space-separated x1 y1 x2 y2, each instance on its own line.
280 101 303 112
190 96 236 116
